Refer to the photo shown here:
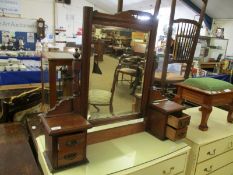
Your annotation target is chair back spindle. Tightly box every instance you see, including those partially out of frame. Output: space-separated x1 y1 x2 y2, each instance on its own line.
159 0 208 91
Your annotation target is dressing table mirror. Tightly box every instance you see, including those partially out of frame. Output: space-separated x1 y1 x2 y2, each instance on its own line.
89 26 149 121
80 1 161 126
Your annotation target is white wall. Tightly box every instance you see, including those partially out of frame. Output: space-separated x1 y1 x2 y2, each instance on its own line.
21 0 54 35
4 0 105 42
55 0 106 37
212 19 233 56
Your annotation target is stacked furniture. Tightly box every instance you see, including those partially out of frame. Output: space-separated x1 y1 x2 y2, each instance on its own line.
154 0 208 93
174 78 233 131
184 107 233 175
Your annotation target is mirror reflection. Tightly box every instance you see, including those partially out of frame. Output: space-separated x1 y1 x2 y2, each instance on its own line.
88 25 149 120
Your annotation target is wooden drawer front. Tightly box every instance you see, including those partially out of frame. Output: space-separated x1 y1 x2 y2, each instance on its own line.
129 154 187 175
196 149 233 175
198 136 233 163
58 133 86 152
167 114 190 129
58 150 84 167
225 135 233 152
209 162 233 175
166 126 187 141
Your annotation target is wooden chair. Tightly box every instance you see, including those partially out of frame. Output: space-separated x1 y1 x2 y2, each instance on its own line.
154 0 208 93
89 69 118 114
116 55 141 84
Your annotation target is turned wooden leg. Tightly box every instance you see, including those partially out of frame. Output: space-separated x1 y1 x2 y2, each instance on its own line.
227 103 233 123
199 106 212 131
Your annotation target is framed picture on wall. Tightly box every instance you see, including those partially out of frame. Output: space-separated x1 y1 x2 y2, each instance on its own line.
216 27 224 38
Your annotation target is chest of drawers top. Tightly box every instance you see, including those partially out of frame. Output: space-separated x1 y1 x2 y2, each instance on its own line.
184 107 233 145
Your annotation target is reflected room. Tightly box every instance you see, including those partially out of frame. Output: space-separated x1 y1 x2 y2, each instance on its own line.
88 25 149 120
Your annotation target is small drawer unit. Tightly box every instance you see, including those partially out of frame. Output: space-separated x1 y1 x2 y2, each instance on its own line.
146 100 190 141
41 113 92 171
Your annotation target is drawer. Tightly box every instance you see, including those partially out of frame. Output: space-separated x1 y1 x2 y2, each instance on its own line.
128 153 187 175
166 126 187 141
167 113 190 129
209 162 233 175
58 132 86 152
198 135 233 163
196 149 233 175
58 150 84 167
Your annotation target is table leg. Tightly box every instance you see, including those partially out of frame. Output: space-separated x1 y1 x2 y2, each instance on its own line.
199 106 212 131
227 103 233 123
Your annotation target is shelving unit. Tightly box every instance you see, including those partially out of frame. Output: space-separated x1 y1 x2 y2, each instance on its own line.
199 36 229 60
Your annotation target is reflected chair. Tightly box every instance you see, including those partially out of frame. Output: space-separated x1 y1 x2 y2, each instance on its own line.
116 55 145 95
89 71 118 114
154 0 208 93
0 88 42 123
116 55 139 84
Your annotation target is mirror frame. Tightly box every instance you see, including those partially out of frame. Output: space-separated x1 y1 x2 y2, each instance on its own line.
80 1 161 125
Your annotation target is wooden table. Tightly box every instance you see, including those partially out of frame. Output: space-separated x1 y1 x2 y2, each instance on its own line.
200 62 223 72
0 83 41 99
0 123 41 175
174 83 233 131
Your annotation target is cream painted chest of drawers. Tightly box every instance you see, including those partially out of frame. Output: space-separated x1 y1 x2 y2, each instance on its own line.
184 107 233 175
36 129 190 175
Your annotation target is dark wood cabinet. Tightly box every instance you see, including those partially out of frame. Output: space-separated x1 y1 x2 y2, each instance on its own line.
41 112 91 171
146 100 190 141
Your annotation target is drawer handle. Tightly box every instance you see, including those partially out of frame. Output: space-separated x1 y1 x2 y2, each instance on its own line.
207 149 216 156
163 167 174 175
64 153 78 160
204 165 213 173
228 141 233 149
66 140 80 147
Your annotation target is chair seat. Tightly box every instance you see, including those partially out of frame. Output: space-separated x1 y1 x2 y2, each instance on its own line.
89 89 112 105
118 68 137 75
154 72 185 82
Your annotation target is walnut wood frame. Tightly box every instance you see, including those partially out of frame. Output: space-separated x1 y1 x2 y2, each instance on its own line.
80 1 161 125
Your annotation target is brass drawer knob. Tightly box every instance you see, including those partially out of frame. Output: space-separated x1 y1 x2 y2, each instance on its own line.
163 167 175 175
64 153 78 160
207 149 216 156
204 165 213 173
228 141 233 149
66 140 80 147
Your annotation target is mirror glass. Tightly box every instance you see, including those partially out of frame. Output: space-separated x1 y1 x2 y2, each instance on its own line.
88 25 149 120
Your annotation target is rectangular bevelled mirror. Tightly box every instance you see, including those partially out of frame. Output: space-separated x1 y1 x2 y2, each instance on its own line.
80 6 160 125
88 25 149 120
